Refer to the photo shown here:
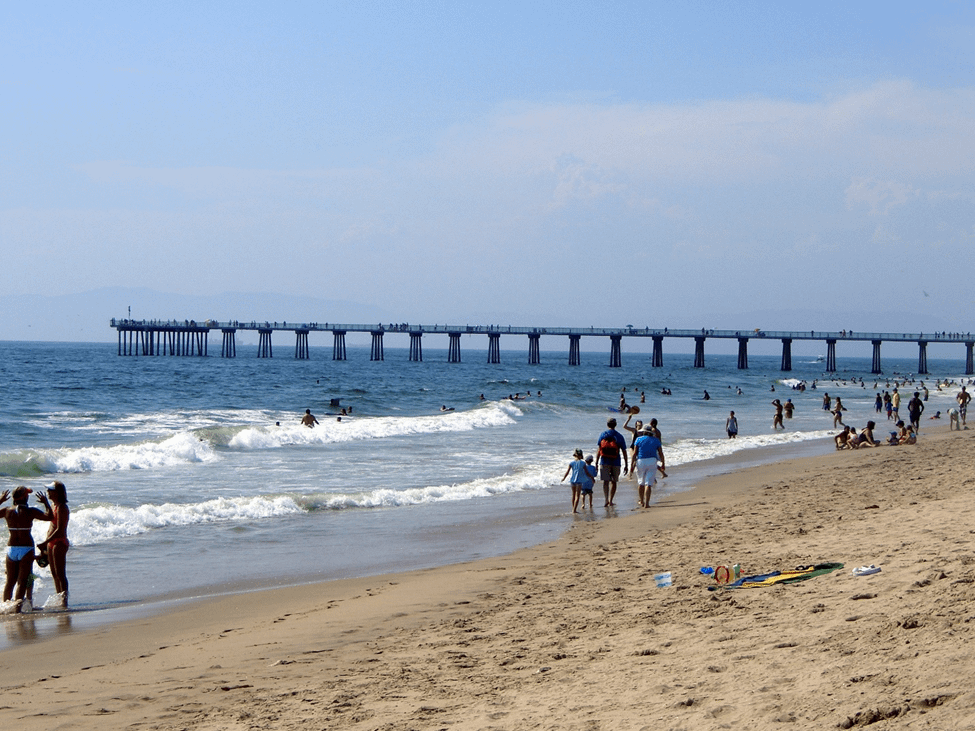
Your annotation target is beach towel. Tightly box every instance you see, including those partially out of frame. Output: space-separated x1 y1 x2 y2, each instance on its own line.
708 562 844 590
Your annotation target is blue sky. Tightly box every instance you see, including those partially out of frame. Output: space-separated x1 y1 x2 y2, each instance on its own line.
3 2 974 336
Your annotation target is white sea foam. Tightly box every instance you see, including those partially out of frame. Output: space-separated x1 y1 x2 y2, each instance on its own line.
302 465 558 511
227 401 521 450
665 429 835 466
68 495 304 545
3 403 522 476
12 432 222 475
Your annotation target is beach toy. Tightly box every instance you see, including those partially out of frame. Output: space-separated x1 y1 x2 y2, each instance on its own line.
700 566 714 575
713 564 742 584
631 405 640 414
852 565 881 576
654 571 672 588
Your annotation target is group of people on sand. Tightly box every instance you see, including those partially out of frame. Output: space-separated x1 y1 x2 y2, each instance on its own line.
561 415 666 513
834 420 914 449
1 481 70 613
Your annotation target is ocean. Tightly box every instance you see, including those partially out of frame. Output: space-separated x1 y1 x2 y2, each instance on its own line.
0 339 968 635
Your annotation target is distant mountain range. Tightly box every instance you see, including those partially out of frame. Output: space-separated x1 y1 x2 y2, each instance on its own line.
0 288 393 343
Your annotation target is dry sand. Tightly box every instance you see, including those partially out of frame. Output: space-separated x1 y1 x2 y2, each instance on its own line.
4 427 975 730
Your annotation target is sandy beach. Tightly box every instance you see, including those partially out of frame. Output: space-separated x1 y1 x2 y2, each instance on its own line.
4 425 975 730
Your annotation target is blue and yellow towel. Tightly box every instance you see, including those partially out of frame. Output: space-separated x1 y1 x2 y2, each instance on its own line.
709 562 844 590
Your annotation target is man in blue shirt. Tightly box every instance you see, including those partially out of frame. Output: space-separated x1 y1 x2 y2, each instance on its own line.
633 426 665 508
596 418 629 507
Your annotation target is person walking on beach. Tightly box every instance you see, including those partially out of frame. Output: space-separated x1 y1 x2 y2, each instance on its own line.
772 399 784 430
633 426 665 508
301 409 319 428
561 449 593 513
726 411 738 438
36 481 70 607
822 393 831 411
907 392 925 432
596 418 628 507
1 486 52 613
580 456 596 510
891 388 901 421
957 386 971 428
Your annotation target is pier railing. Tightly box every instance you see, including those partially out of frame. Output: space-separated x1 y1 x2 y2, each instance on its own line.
110 319 975 375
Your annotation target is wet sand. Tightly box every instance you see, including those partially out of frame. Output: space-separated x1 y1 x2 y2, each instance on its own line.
3 426 975 730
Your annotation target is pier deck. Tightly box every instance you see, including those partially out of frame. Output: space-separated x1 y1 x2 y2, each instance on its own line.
110 319 975 375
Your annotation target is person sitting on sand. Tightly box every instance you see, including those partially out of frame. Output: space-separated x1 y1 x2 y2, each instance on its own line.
1 486 53 613
834 426 852 449
855 421 880 447
301 409 319 428
900 425 917 445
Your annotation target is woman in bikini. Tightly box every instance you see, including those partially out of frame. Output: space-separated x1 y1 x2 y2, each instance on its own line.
0 486 52 612
37 481 70 606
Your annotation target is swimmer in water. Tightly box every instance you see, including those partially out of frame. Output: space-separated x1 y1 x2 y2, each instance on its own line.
301 409 319 428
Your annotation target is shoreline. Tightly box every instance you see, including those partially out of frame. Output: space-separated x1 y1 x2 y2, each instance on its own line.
6 425 974 728
1 432 840 647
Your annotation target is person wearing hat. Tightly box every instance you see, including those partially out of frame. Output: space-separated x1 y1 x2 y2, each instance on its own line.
633 426 665 509
36 481 70 606
0 485 53 612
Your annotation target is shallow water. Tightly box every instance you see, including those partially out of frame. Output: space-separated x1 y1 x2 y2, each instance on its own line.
0 340 967 622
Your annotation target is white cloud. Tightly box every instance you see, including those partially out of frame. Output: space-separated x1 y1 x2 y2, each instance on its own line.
845 177 917 215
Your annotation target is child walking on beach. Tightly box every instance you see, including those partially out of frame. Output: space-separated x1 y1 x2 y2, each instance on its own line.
561 449 594 513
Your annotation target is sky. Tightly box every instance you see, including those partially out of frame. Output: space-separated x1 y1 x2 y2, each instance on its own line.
3 2 975 340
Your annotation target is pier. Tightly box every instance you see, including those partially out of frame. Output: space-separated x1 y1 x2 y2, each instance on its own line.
110 320 975 375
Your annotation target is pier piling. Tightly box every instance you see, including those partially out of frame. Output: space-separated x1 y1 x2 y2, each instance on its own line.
737 337 748 370
780 338 792 372
258 329 273 358
528 333 540 365
221 329 236 358
409 332 423 362
447 333 461 363
693 337 706 368
332 331 347 361
487 333 501 364
609 335 622 368
371 331 385 361
568 334 581 366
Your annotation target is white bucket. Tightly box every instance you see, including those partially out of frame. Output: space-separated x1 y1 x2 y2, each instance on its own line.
654 571 672 588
